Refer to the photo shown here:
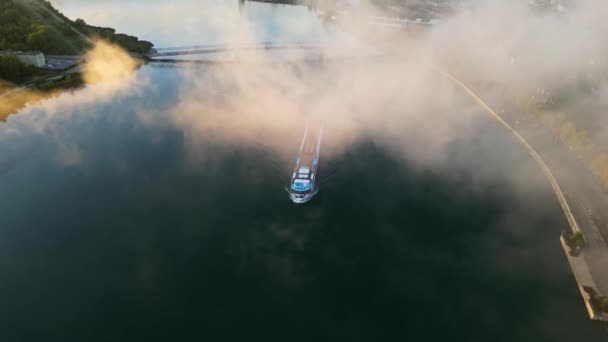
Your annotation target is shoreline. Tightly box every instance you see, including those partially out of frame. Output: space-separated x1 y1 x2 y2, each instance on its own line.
442 69 608 323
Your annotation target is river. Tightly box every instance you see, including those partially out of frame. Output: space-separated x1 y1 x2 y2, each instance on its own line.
0 1 605 341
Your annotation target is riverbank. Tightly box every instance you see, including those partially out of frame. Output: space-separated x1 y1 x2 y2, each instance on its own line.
1 49 148 121
446 72 608 323
0 0 153 120
0 72 83 121
1 57 604 341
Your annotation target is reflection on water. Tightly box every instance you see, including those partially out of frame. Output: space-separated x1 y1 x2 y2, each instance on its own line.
0 1 606 341
0 60 605 341
52 0 345 47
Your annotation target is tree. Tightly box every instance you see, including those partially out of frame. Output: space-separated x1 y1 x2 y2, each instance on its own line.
571 231 585 248
599 297 608 312
0 54 27 83
75 18 86 26
26 25 53 51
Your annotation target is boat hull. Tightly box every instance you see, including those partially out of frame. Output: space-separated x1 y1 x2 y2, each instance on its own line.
288 187 319 204
287 122 323 204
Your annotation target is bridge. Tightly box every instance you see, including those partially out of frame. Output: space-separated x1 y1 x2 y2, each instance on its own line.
147 41 331 58
146 14 440 59
144 13 441 65
144 40 393 66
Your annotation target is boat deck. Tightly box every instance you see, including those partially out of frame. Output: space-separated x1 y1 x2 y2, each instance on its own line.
288 122 323 199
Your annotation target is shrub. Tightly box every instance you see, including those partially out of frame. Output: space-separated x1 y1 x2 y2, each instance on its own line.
571 231 585 248
599 297 608 312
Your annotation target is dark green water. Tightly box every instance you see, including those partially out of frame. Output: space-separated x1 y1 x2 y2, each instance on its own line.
0 65 605 341
1 2 607 338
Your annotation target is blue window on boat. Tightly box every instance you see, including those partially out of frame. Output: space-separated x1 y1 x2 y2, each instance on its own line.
291 179 312 191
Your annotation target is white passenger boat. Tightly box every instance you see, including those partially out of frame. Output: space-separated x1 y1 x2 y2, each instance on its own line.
287 122 323 204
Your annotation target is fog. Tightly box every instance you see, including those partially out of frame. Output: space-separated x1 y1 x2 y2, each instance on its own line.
4 0 608 187
50 0 347 46
5 3 608 341
157 0 608 171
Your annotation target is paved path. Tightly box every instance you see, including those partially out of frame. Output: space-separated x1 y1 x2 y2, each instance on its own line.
439 71 608 320
437 69 581 233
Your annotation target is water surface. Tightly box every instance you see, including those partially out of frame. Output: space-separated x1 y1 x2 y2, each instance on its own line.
0 1 606 341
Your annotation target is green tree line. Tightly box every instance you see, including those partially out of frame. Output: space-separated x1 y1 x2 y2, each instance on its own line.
0 0 85 54
0 0 153 56
73 19 153 54
35 0 153 53
0 54 37 83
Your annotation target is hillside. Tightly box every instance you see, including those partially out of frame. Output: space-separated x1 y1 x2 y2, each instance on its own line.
0 0 153 55
0 0 87 54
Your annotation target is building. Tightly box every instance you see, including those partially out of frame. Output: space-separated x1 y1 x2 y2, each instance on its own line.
0 51 46 68
15 51 45 67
